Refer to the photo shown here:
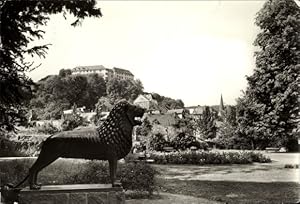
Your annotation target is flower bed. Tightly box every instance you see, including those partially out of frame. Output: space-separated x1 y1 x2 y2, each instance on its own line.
149 150 271 165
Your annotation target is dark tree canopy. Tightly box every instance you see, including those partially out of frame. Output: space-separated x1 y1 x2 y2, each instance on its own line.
30 73 107 120
237 0 300 149
0 1 101 130
59 69 72 78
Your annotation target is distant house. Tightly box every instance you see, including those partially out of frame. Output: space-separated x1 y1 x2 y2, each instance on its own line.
166 109 189 119
34 120 62 129
63 106 86 116
62 106 97 122
134 94 158 110
193 106 205 115
71 65 134 81
81 112 97 122
185 106 205 117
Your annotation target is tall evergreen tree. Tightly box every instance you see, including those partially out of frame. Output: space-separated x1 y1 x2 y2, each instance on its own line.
237 0 300 149
197 106 217 140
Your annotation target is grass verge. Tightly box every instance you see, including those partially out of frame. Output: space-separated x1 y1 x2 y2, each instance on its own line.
157 178 300 204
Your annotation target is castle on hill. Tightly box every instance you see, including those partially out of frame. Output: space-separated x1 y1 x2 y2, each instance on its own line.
71 65 134 81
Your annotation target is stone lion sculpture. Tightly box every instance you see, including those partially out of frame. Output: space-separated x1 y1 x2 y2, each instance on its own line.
15 100 145 190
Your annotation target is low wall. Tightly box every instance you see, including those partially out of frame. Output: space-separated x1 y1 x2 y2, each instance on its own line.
18 184 125 204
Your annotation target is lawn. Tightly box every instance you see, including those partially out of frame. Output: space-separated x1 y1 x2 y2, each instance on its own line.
157 179 300 204
153 152 300 204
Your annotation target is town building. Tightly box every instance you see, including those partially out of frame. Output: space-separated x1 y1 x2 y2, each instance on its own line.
133 93 158 110
185 105 205 117
62 106 96 122
71 65 134 81
166 108 189 119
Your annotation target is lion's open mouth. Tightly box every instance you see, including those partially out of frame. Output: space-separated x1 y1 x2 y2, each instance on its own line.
134 117 143 125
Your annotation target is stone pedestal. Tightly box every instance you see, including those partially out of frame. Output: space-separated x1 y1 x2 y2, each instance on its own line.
18 184 125 204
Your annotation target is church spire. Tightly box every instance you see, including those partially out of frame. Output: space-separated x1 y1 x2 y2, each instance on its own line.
219 94 225 116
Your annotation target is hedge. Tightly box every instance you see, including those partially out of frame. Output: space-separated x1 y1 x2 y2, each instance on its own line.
149 150 271 165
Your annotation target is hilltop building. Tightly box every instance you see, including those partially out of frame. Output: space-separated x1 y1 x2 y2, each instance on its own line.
112 67 134 80
71 65 134 81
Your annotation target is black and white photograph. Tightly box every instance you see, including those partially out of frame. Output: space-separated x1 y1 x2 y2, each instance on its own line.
0 0 299 203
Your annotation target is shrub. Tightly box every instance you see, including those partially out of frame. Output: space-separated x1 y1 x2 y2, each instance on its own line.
0 159 158 196
284 164 299 169
286 138 299 152
37 122 60 135
66 161 158 195
0 131 46 157
55 160 158 195
149 150 271 165
132 141 147 153
0 138 26 157
63 160 110 184
0 130 47 157
171 132 209 151
171 132 195 150
243 151 272 163
67 161 158 195
148 133 170 151
120 162 158 195
61 113 88 131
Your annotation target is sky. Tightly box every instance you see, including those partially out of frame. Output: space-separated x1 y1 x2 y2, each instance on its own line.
26 1 266 107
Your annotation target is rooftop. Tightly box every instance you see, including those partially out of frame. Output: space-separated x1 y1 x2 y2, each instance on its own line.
72 65 109 72
113 67 134 76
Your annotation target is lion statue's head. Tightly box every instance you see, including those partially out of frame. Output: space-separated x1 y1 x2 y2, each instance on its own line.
95 100 145 159
100 100 146 135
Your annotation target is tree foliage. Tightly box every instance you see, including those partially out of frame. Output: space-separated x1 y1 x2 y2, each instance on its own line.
106 77 143 103
135 117 152 137
217 106 242 149
30 73 147 120
93 96 114 125
30 73 107 120
148 133 169 152
0 1 101 131
151 93 185 111
196 106 217 140
61 105 88 131
173 116 196 137
237 0 300 149
171 132 200 151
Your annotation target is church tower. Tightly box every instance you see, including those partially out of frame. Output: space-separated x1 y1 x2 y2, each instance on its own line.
218 94 225 117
